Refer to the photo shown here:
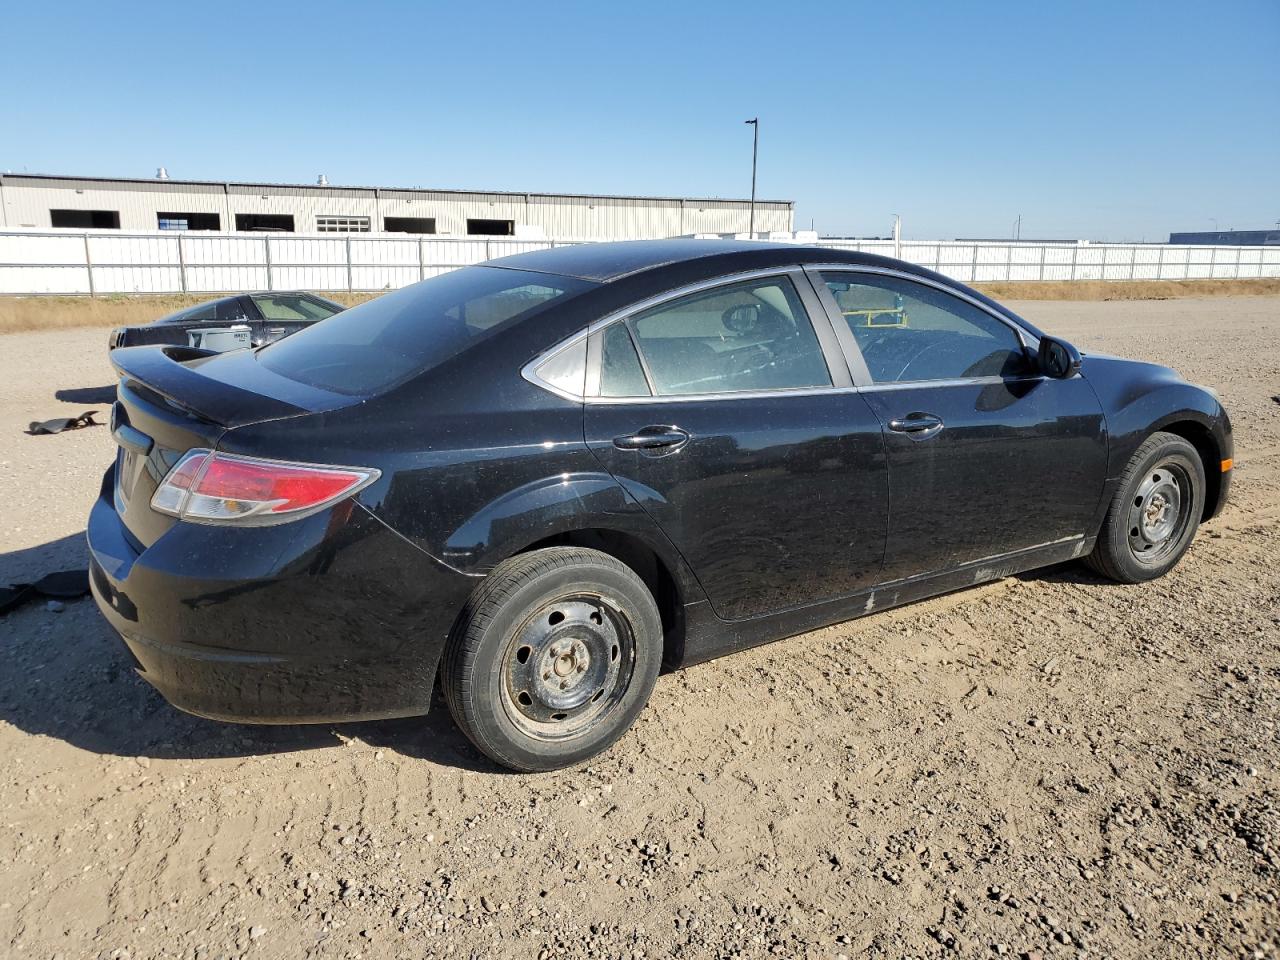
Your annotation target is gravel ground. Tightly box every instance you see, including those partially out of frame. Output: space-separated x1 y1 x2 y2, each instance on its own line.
1 296 1277 960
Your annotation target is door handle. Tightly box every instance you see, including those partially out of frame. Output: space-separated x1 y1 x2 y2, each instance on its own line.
888 413 944 435
613 426 690 450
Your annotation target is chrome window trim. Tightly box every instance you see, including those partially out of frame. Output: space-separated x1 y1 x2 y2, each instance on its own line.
521 262 1050 404
583 326 604 397
859 374 1047 393
584 385 865 405
523 265 847 402
803 263 1041 349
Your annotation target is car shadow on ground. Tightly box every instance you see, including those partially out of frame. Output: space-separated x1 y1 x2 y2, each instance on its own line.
55 385 118 405
1018 560 1115 588
0 534 504 774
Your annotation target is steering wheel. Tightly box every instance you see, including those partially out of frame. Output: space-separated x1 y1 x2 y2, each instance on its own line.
889 337 943 383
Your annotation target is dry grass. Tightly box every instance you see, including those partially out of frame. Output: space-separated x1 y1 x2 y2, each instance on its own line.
2 279 1278 335
973 278 1280 301
0 292 381 335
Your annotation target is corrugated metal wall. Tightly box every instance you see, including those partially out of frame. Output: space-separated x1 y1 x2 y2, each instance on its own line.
0 176 794 238
2 231 1278 295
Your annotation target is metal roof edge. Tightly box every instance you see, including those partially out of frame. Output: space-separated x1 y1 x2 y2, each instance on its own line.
0 172 795 208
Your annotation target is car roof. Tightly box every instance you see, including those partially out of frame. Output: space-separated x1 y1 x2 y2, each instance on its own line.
481 238 1043 340
485 238 887 283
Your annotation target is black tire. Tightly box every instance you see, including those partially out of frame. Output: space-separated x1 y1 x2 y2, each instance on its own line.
1085 431 1206 583
441 546 662 772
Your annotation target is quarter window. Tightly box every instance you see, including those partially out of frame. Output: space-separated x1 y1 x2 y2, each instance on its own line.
623 276 831 396
821 272 1029 384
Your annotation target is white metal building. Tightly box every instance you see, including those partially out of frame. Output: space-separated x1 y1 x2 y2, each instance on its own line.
0 173 794 240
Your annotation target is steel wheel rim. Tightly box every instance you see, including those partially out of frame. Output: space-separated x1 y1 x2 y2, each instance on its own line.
1126 460 1193 564
501 594 635 741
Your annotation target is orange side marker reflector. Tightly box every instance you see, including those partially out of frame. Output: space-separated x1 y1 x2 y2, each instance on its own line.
1221 458 1233 473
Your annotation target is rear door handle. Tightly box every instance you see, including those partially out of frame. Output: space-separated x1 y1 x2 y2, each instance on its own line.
888 413 944 435
613 426 690 450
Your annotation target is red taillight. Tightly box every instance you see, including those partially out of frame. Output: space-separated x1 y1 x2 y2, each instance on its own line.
150 450 379 525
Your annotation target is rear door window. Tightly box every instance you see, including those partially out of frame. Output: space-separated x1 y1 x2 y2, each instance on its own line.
258 267 594 395
598 323 651 397
622 276 831 396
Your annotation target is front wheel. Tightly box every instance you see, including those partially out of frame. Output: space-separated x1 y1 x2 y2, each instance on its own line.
441 547 662 772
1085 431 1206 583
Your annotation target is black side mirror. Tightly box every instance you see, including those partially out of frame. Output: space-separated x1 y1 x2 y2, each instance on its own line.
1038 335 1082 379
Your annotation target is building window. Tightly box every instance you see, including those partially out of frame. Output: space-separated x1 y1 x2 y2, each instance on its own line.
50 209 120 229
235 214 295 232
157 212 221 231
467 218 514 236
383 216 437 234
316 216 370 233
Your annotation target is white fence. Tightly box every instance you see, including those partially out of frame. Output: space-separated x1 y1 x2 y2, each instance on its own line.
1 229 1277 296
821 239 1280 284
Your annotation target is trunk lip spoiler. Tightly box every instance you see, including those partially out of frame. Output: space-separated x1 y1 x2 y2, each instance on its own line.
110 344 311 427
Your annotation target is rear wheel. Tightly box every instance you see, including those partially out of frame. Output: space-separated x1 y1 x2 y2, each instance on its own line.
441 547 662 772
1085 431 1205 583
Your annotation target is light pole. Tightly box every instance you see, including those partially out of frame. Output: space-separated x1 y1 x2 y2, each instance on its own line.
1013 214 1022 241
744 118 758 236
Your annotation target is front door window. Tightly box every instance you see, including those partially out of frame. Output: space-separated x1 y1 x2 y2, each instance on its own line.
822 273 1030 383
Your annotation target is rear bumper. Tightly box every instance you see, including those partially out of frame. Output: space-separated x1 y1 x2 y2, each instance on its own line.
87 466 478 723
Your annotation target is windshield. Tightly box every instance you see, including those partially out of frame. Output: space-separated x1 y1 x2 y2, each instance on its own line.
257 267 594 395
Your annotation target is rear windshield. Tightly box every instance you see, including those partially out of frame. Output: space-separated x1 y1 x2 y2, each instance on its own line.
257 267 593 395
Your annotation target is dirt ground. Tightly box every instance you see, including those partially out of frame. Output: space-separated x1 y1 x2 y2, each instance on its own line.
1 296 1278 960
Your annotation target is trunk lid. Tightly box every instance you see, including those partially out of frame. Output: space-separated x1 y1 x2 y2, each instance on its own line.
108 345 359 547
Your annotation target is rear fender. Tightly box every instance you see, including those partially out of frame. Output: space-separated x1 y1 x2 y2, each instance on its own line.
441 471 704 597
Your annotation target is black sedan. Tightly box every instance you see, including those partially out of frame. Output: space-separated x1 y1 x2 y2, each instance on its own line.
89 240 1232 771
107 291 344 350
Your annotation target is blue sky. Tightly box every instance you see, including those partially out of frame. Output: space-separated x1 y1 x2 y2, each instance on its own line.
3 0 1277 240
